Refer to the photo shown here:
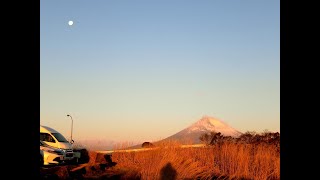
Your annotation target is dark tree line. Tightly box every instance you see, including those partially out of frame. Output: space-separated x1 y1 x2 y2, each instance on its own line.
199 130 280 149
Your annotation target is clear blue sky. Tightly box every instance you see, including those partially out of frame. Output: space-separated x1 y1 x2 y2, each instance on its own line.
41 0 279 143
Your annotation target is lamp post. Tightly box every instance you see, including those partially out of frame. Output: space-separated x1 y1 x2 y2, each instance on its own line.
67 114 74 144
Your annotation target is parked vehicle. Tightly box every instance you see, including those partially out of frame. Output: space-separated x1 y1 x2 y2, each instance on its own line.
40 140 65 165
40 125 75 162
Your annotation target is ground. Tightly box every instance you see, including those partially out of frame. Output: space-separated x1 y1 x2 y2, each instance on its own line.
40 151 140 180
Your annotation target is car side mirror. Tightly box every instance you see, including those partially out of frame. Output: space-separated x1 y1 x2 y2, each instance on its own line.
70 139 74 144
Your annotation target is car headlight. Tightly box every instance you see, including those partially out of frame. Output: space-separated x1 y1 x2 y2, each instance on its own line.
45 149 64 155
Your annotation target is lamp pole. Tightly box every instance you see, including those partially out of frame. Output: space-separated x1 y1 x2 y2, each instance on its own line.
67 114 74 143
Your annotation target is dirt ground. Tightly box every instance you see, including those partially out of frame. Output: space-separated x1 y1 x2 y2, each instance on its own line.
40 152 140 180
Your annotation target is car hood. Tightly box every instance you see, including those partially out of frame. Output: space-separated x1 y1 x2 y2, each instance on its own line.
57 142 73 150
41 142 73 150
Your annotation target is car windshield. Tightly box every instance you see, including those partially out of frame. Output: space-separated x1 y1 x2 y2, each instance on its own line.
51 133 69 142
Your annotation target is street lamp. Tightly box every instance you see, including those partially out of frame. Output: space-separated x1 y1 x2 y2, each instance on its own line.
67 114 74 144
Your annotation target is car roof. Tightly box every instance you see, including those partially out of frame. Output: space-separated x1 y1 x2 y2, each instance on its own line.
40 125 59 133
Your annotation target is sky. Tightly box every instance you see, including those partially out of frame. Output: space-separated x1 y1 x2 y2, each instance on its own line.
40 0 280 144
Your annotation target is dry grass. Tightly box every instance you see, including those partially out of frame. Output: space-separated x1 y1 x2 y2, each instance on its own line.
111 141 280 180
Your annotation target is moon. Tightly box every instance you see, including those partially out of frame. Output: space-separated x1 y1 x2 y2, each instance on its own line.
68 21 74 26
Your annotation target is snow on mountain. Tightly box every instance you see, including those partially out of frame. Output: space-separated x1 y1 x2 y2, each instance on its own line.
161 116 242 144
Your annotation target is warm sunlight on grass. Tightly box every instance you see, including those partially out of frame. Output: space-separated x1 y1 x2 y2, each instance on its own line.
111 141 280 180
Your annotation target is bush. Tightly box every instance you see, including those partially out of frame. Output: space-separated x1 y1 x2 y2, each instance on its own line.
141 142 155 148
200 131 280 146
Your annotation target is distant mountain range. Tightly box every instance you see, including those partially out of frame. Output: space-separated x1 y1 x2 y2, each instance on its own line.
159 116 242 144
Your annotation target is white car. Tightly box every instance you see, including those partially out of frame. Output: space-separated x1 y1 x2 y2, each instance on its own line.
40 125 75 161
40 141 66 165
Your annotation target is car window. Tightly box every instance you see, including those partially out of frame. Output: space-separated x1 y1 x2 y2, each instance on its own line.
51 133 69 142
40 133 56 143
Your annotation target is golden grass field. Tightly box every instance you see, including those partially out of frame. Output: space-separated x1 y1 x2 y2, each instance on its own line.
41 140 279 180
110 141 280 180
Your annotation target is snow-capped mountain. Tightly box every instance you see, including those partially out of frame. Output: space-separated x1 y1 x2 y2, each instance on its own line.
162 116 242 144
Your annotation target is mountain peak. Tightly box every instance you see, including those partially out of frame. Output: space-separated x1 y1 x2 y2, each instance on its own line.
161 116 242 144
191 116 230 131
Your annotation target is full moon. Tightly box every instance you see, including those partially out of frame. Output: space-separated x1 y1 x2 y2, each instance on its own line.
68 21 74 26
